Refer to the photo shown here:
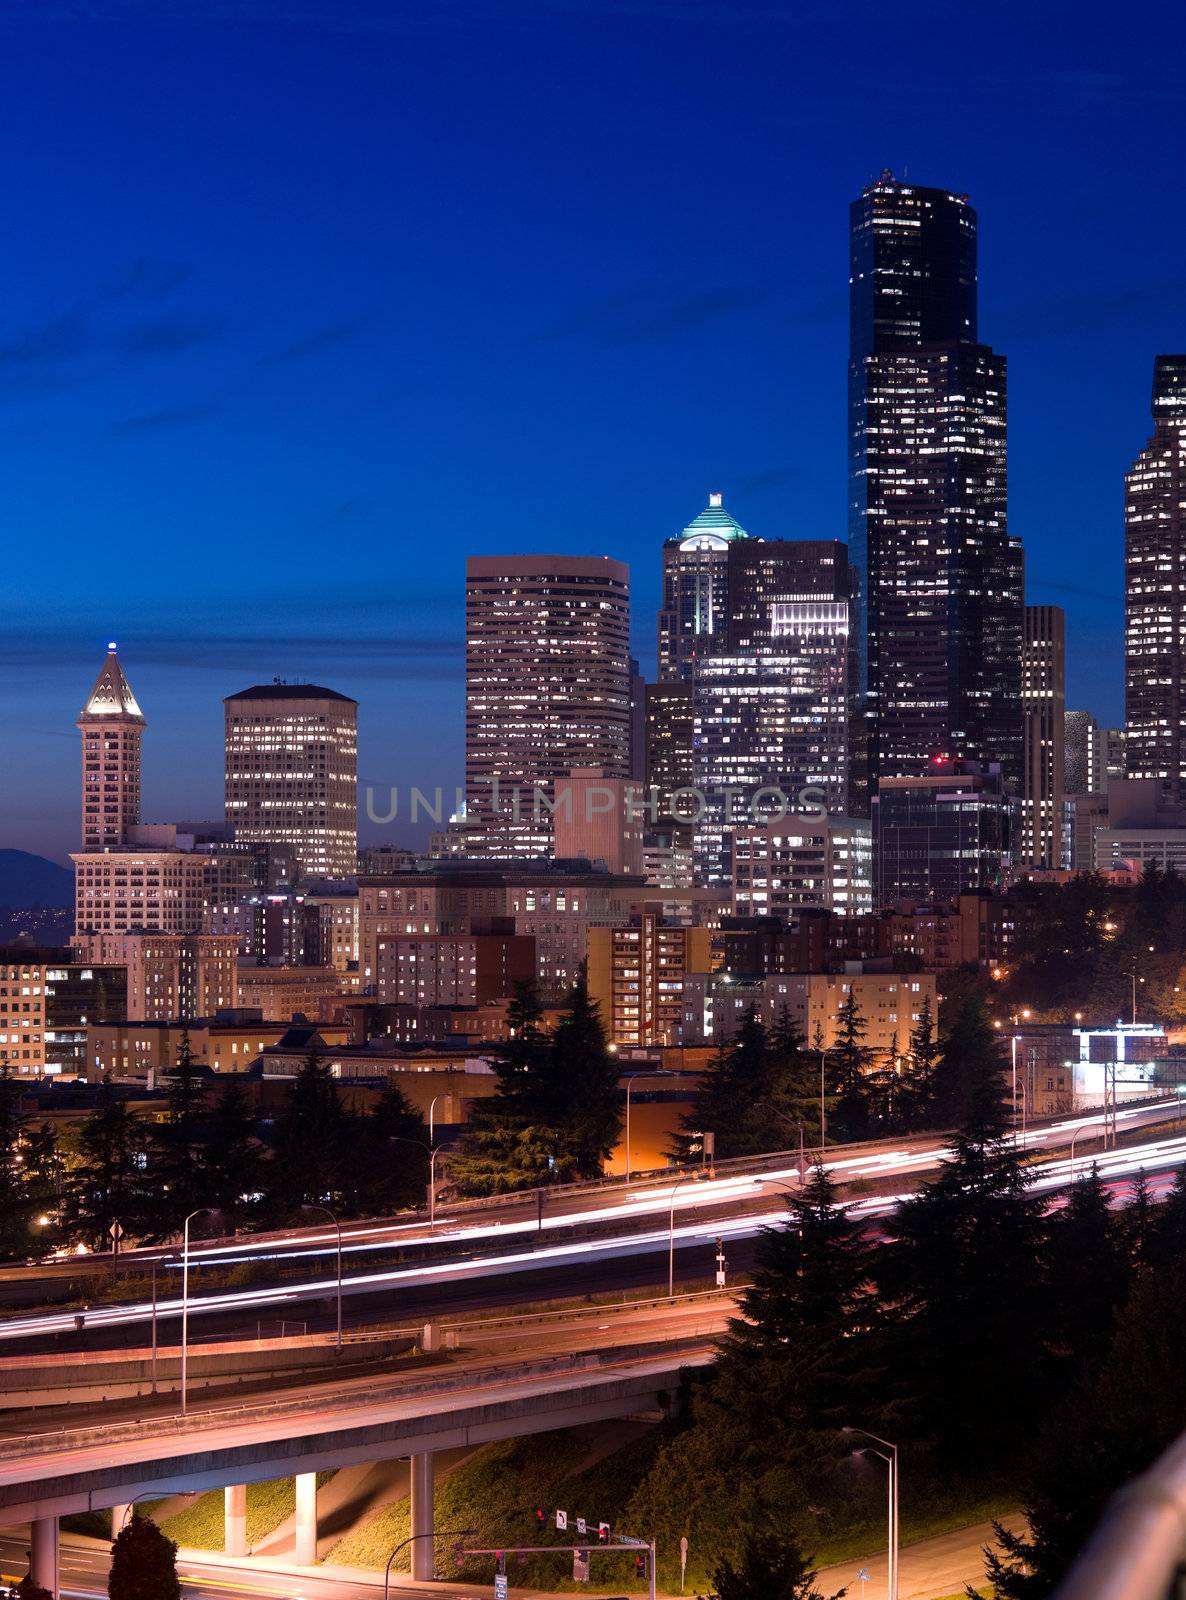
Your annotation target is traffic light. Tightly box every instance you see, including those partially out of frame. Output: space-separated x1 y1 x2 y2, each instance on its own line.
452 1543 465 1570
598 1521 611 1543
534 1507 545 1529
635 1552 648 1578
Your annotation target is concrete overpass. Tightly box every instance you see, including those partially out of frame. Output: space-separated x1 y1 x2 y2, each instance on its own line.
0 1299 723 1595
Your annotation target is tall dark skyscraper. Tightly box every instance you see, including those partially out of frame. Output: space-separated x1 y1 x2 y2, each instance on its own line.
849 170 1022 794
1125 356 1186 794
657 492 750 681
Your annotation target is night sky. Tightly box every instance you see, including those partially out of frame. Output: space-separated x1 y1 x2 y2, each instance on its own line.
2 0 1183 862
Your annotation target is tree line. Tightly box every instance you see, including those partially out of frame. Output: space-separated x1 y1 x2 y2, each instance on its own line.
622 997 1186 1597
0 1040 430 1260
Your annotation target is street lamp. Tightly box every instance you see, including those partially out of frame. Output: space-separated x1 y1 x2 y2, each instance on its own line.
389 1135 446 1227
300 1204 342 1349
1068 1124 1094 1182
843 1427 898 1600
181 1207 220 1417
383 1528 478 1600
624 1071 693 1182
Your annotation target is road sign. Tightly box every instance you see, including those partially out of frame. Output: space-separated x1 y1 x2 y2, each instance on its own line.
680 1535 689 1592
109 1222 124 1239
555 1509 567 1531
576 1517 587 1535
494 1575 508 1600
573 1549 589 1582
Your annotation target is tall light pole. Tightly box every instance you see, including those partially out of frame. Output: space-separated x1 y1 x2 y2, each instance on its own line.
819 1045 828 1150
428 1095 440 1146
389 1135 445 1227
383 1528 478 1600
667 1173 693 1298
624 1070 693 1182
300 1204 342 1348
181 1207 219 1416
844 1427 898 1600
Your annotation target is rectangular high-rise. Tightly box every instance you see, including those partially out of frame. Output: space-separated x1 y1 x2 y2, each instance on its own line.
1125 356 1186 796
224 684 358 880
1021 605 1066 869
464 555 632 858
849 171 1022 791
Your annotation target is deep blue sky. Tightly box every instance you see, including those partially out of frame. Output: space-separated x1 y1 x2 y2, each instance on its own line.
2 0 1183 862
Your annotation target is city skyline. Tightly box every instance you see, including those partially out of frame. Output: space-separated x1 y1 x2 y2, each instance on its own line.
3 2 1184 861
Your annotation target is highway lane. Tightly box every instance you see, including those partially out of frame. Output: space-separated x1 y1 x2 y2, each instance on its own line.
18 1095 1181 1288
0 1532 490 1600
5 1117 1186 1348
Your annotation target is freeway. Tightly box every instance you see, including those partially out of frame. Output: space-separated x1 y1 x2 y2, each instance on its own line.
0 1532 490 1600
16 1095 1182 1290
3 1115 1184 1349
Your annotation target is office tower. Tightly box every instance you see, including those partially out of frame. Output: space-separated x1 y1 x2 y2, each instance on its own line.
872 760 1010 908
726 538 854 657
553 768 646 875
644 680 694 835
1125 356 1186 795
657 493 750 681
691 648 849 888
1065 711 1125 798
849 171 1022 789
732 814 873 919
1021 605 1066 868
224 683 358 880
73 848 211 938
464 555 632 858
628 656 647 781
77 643 145 851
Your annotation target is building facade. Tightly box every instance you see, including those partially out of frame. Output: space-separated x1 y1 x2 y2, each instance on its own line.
464 555 632 857
373 932 535 1009
657 493 750 681
586 911 713 1047
0 947 126 1076
849 171 1022 790
77 644 145 852
72 848 211 939
1021 604 1066 869
71 932 237 1022
224 683 358 880
1125 356 1186 795
872 761 1010 908
682 968 938 1058
732 815 873 919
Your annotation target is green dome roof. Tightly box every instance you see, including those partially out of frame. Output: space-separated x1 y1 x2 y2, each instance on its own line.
669 492 749 546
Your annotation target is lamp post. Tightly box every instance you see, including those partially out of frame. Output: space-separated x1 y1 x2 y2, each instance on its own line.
843 1427 898 1600
300 1204 342 1348
428 1095 440 1146
389 1135 446 1227
181 1208 219 1417
819 1045 828 1150
383 1528 478 1600
1068 1123 1093 1182
625 1071 692 1182
667 1173 694 1298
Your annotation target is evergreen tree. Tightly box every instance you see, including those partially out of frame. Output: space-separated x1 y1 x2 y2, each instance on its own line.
352 1080 431 1212
929 997 1009 1137
1044 1164 1131 1366
983 1266 1186 1597
897 997 941 1130
1146 1163 1186 1269
704 1533 843 1600
828 988 873 1142
267 1045 350 1216
677 1011 771 1160
452 981 557 1195
151 1031 207 1238
0 1066 32 1261
879 1076 1048 1463
542 965 620 1179
201 1078 262 1227
1123 1167 1154 1265
22 1121 64 1257
108 1515 180 1600
64 1074 149 1249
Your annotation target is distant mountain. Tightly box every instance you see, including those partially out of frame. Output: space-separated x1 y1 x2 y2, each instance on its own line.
0 850 74 907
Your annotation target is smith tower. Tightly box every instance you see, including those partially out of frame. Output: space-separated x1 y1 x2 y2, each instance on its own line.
77 642 145 851
849 171 1022 791
1125 356 1186 793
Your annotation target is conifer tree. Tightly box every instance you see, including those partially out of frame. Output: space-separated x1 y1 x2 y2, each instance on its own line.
64 1073 149 1249
543 965 620 1179
267 1045 350 1215
704 1533 842 1600
353 1079 430 1212
898 996 941 1129
152 1030 207 1238
108 1515 180 1600
828 987 873 1141
1045 1163 1131 1364
201 1078 262 1226
0 1066 32 1261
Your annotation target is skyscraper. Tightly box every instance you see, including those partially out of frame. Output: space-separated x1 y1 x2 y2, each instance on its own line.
849 171 1022 791
224 684 358 880
1021 604 1066 869
464 555 632 858
77 643 145 851
1125 356 1186 794
657 493 749 681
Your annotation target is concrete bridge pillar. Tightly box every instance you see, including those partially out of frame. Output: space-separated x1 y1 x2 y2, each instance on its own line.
294 1471 318 1566
410 1451 435 1580
109 1503 131 1541
224 1484 247 1558
31 1515 59 1598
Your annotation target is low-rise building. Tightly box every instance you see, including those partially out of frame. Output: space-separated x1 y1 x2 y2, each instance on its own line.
373 932 535 1008
87 1012 350 1079
732 815 872 919
586 910 714 1047
73 932 237 1021
0 946 127 1076
236 964 357 1021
